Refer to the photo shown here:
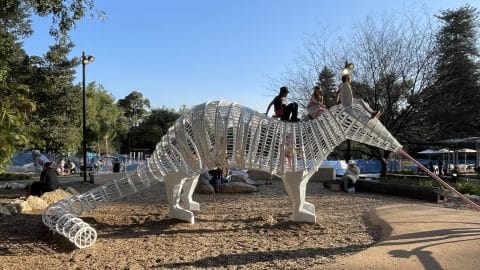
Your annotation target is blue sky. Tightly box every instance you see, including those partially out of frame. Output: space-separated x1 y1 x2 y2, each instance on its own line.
23 0 475 113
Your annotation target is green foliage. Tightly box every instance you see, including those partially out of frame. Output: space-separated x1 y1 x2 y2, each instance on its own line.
426 5 480 140
0 172 33 181
117 91 151 126
128 107 180 152
0 0 102 165
318 66 336 108
86 82 126 155
0 17 35 167
117 91 151 152
27 38 82 154
455 181 480 196
26 0 103 38
380 176 442 188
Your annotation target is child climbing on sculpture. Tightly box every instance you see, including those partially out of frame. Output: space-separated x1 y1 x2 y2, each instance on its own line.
266 86 300 122
336 64 380 119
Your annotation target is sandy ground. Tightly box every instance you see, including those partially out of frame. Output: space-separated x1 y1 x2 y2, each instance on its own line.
0 178 432 269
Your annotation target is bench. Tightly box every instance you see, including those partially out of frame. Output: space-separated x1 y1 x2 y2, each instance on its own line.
80 165 94 176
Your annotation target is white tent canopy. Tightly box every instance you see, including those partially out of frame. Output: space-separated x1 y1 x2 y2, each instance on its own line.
458 148 477 153
458 148 477 165
418 149 438 154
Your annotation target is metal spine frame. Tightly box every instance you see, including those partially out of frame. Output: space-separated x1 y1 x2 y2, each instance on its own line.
42 100 402 248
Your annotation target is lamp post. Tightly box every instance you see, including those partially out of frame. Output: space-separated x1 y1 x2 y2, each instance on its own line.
82 51 94 182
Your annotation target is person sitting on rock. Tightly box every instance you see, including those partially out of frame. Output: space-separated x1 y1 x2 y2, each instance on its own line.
342 160 360 193
28 162 59 196
208 167 227 193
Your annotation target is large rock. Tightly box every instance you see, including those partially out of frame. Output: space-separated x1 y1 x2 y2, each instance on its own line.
41 189 72 205
229 174 256 185
195 173 214 194
9 199 31 213
310 167 336 182
247 169 281 182
219 182 258 193
4 188 73 214
25 195 49 211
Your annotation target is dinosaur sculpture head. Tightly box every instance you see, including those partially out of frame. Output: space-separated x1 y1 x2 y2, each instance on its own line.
329 104 401 153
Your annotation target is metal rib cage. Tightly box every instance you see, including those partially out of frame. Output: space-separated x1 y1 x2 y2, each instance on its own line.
42 100 401 248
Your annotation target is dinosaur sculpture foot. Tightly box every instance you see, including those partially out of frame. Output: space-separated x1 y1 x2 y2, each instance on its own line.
292 209 316 223
168 206 195 224
303 202 316 215
183 201 200 211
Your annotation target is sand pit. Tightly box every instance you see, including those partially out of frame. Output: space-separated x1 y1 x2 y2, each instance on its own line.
0 178 431 269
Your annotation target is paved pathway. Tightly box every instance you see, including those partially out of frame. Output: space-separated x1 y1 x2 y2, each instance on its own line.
318 204 480 270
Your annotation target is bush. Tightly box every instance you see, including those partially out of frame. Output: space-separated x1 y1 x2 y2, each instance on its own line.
455 181 480 196
0 173 33 181
391 170 416 175
380 176 441 188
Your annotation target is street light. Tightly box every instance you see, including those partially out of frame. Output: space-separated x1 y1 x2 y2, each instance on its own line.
82 51 94 182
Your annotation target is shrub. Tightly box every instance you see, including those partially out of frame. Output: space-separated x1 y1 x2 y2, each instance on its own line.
455 181 480 196
0 173 33 181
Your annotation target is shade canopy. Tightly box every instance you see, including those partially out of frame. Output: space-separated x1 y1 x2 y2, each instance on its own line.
418 149 437 154
437 148 453 153
458 148 477 153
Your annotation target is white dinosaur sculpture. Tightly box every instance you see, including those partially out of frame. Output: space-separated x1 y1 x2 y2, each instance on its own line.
42 100 401 248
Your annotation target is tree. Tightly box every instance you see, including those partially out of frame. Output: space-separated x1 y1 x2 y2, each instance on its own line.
0 0 101 166
25 0 104 39
339 11 437 175
318 66 336 107
27 38 82 154
0 3 35 168
85 82 126 156
275 7 438 175
130 108 180 152
118 91 151 127
425 5 480 140
117 91 151 152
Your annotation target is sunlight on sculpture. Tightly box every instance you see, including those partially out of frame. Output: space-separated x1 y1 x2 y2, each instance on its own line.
42 100 402 248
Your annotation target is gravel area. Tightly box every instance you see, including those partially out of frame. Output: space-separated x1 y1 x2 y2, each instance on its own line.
0 178 430 269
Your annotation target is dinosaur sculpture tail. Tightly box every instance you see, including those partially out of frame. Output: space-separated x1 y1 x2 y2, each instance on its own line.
42 159 162 248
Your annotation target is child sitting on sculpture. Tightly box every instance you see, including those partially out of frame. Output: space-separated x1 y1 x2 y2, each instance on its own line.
266 86 300 122
306 85 327 119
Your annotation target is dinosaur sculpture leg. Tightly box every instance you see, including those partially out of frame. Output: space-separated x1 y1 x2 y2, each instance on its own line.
281 171 316 223
180 175 200 211
164 172 196 223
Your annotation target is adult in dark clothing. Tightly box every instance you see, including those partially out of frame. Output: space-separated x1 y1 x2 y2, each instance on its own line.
266 86 300 122
29 162 59 196
208 167 227 193
438 159 444 176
